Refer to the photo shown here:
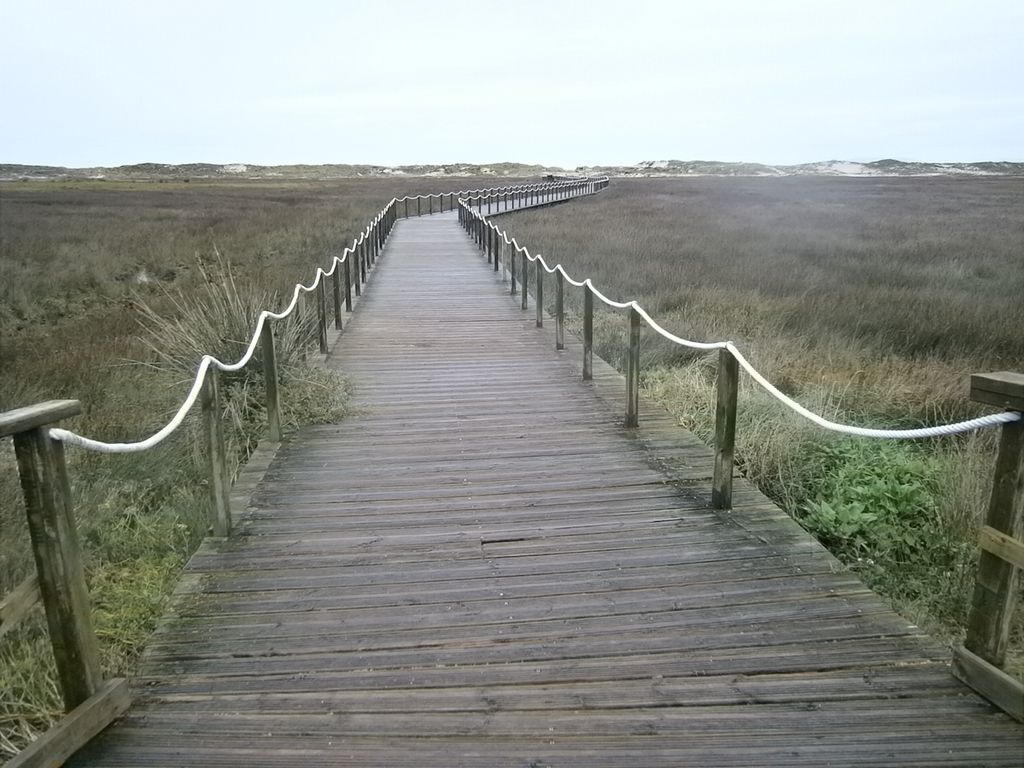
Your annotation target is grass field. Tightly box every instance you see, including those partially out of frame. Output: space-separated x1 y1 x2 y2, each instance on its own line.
497 176 1023 660
0 176 504 755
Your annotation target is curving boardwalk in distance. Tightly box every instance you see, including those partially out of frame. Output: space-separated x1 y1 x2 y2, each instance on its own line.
74 210 1022 766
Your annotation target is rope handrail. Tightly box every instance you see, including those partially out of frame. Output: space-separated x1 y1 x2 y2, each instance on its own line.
463 201 1022 440
48 179 589 453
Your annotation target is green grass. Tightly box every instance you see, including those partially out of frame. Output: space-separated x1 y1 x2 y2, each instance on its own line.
500 176 1023 658
0 176 508 757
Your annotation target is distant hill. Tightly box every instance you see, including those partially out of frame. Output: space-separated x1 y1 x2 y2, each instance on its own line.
0 162 557 182
584 159 1024 177
2 159 1023 182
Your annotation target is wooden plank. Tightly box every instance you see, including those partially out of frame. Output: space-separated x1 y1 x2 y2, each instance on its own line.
0 400 81 438
970 371 1024 410
8 678 130 768
952 646 1024 722
0 574 40 640
979 524 1024 569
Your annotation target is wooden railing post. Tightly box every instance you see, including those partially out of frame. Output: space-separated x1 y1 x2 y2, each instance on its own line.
316 278 329 354
200 368 231 537
260 321 282 442
953 372 1024 720
555 271 565 350
535 262 544 327
625 306 641 427
494 234 501 273
5 401 101 711
510 247 517 295
359 240 367 285
332 263 343 330
712 348 739 509
404 198 409 218
345 256 354 308
521 252 529 311
429 196 433 215
583 283 594 381
417 197 421 216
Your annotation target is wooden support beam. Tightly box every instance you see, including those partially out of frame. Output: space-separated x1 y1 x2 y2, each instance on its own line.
332 265 343 330
964 372 1023 669
260 321 282 443
0 401 81 439
952 646 1023 722
6 678 131 768
625 306 641 428
712 348 740 509
316 279 329 354
555 271 565 350
583 284 593 381
971 371 1024 411
13 427 101 710
521 252 528 311
979 524 1024 569
535 262 544 328
344 258 353 310
200 368 231 537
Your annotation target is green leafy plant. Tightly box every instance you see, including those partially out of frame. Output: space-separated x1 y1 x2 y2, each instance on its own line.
797 439 952 597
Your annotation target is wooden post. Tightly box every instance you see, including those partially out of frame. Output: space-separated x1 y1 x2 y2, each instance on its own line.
487 227 493 264
583 284 594 381
429 196 433 215
332 265 343 330
535 262 544 327
200 368 231 537
712 348 740 509
510 247 517 294
521 252 529 310
345 257 354 309
316 278 328 354
964 373 1024 666
359 240 367 285
4 402 102 711
555 271 565 350
625 306 641 427
404 198 409 218
417 197 421 216
494 235 501 273
260 321 282 442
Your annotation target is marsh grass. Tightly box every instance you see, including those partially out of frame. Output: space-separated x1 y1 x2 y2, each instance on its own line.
506 176 1022 658
0 177 491 756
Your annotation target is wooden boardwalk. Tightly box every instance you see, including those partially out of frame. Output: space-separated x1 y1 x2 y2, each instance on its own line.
73 212 1022 766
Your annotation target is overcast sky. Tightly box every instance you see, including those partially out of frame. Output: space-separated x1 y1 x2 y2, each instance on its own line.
2 1 1022 169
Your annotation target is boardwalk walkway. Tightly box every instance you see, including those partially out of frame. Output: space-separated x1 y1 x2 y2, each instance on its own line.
74 211 1022 766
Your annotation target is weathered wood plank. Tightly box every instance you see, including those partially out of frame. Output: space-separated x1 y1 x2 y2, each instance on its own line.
979 524 1024 569
0 400 81 438
952 646 1024 722
7 678 130 768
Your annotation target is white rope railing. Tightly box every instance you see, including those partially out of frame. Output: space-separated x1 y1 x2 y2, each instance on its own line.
48 179 588 453
465 203 1022 440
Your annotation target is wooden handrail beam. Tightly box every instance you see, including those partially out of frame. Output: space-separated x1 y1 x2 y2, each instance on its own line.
0 400 81 439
